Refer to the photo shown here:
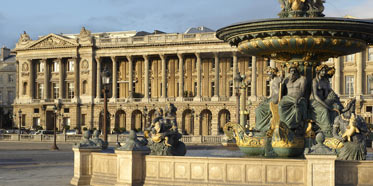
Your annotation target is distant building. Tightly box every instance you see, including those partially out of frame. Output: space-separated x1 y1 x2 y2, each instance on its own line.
0 46 16 128
12 27 373 134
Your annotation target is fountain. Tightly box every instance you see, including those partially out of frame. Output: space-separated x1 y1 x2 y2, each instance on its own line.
217 0 373 158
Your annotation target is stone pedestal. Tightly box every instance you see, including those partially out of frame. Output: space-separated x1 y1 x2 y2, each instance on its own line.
305 155 337 186
70 148 102 186
115 150 149 186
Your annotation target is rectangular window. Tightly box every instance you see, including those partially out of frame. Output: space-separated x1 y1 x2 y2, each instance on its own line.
194 82 197 97
38 83 44 99
211 82 215 97
8 91 14 104
366 106 372 113
160 83 162 97
34 108 39 113
248 59 252 68
8 74 14 83
230 60 233 69
68 60 74 72
68 83 74 99
33 117 40 128
229 81 233 97
63 117 71 126
38 62 44 72
22 115 26 127
368 75 373 94
81 114 86 126
346 54 355 62
212 60 215 69
266 80 271 96
23 82 27 95
345 76 355 96
53 83 59 99
369 48 373 61
176 83 179 97
266 59 271 67
64 108 69 113
247 82 251 97
53 61 59 72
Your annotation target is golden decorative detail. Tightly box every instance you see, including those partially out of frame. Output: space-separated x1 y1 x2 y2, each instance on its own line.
263 40 272 47
272 137 304 148
324 137 344 149
342 113 360 142
250 41 259 48
332 39 339 46
305 121 315 138
223 122 265 148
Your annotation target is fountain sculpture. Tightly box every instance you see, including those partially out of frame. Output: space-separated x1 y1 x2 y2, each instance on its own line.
218 0 373 159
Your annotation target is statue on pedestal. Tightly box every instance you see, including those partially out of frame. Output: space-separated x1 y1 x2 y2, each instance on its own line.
92 130 108 149
332 99 369 160
278 64 307 135
117 130 149 151
74 130 99 149
145 104 186 156
255 67 282 136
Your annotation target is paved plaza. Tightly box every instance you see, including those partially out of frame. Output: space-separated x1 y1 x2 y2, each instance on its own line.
0 142 244 186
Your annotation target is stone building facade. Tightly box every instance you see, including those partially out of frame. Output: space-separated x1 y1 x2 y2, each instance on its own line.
13 27 373 135
0 46 16 128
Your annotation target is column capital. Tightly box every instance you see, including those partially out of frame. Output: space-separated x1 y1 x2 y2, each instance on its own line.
40 58 47 62
126 55 132 62
159 54 166 60
95 56 101 63
56 58 62 62
177 53 183 59
213 52 219 57
143 54 149 60
232 51 238 56
195 52 201 58
110 56 117 62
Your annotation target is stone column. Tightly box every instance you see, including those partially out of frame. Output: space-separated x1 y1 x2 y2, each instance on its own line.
212 52 220 101
356 52 363 97
42 59 48 99
143 54 149 101
111 56 118 101
194 52 202 101
28 60 34 99
70 148 102 186
115 150 149 186
177 53 184 102
305 155 337 186
250 56 257 101
160 54 167 101
73 58 79 101
230 52 238 101
15 61 19 99
128 55 133 99
95 57 101 100
335 57 342 95
58 58 63 99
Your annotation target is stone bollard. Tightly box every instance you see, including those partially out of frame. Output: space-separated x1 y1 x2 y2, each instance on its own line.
115 130 149 186
115 150 149 186
70 147 102 186
305 155 337 186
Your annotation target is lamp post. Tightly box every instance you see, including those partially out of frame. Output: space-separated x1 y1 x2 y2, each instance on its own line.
51 105 59 150
143 106 148 129
18 109 22 141
101 67 111 144
234 72 243 124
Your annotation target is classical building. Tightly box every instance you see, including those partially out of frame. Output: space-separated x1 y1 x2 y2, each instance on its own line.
13 27 373 135
0 46 16 128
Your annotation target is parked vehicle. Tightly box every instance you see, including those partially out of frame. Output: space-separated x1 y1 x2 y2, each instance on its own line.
65 130 78 135
35 130 54 135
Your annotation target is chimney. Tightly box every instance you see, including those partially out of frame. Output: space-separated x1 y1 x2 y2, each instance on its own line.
1 46 10 61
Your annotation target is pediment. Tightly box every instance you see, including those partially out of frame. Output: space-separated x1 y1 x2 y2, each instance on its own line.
26 34 79 49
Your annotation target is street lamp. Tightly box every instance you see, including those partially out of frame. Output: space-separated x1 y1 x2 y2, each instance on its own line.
18 109 22 141
51 105 59 151
101 67 111 145
143 106 148 129
234 72 243 124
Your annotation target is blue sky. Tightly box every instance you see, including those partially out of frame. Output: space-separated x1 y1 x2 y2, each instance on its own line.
1 0 373 48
